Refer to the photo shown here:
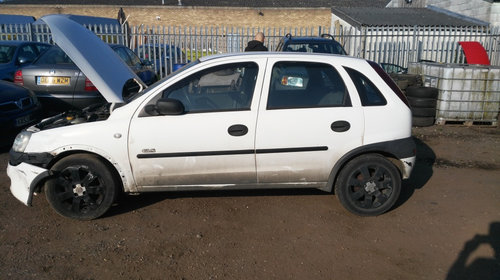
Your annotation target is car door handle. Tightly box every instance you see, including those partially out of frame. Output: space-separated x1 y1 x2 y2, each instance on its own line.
228 124 248 136
331 121 350 132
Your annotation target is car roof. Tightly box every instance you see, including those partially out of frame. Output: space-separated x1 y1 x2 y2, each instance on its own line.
284 37 336 43
0 40 48 46
198 51 363 63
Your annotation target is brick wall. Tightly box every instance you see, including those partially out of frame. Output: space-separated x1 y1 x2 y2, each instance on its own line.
0 5 331 28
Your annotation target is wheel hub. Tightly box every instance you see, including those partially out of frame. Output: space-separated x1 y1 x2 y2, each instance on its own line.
364 181 378 194
73 184 86 197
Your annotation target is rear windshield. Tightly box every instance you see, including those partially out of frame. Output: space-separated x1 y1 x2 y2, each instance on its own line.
35 47 75 65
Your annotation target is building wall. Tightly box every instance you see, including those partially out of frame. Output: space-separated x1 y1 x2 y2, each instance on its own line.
426 0 491 23
489 3 500 25
387 0 499 25
0 5 332 28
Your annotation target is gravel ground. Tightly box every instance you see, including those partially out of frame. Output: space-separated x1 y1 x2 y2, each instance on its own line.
0 125 499 280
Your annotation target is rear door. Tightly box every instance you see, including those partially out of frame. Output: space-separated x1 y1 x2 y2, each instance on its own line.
255 58 364 186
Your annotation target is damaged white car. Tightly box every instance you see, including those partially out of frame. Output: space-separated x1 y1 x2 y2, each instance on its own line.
7 15 416 220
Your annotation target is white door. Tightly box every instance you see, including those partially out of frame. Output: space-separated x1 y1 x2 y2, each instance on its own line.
255 59 364 185
128 59 266 188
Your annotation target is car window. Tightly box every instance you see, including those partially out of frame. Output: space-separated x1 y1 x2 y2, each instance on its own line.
17 45 38 63
114 47 133 66
344 67 387 106
124 47 142 67
35 47 74 65
34 44 50 55
284 42 345 55
267 61 350 109
162 62 258 113
0 45 16 63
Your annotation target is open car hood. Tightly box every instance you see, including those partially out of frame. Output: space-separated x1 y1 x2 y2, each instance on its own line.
41 14 146 103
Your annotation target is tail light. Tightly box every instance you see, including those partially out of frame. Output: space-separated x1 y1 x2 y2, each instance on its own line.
84 78 97 91
14 70 24 86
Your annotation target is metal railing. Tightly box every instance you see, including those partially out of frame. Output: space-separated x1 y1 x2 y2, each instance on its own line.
2 23 499 78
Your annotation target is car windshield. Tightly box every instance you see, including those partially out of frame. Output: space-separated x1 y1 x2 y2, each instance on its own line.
124 59 200 104
285 42 346 55
34 46 75 65
0 45 16 63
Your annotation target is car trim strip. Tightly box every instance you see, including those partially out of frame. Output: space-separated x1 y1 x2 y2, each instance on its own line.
136 146 328 159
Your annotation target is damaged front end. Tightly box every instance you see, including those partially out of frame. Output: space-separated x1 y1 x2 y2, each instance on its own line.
8 103 113 206
35 103 111 131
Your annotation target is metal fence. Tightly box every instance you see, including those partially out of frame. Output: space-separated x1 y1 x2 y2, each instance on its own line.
2 22 499 78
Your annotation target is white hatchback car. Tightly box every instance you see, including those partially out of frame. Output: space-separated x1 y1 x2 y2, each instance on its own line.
7 15 416 220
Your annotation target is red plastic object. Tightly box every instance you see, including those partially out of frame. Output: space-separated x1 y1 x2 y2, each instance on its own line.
458 41 490 65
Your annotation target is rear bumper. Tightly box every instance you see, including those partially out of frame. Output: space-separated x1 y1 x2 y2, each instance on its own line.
400 155 416 179
7 162 50 206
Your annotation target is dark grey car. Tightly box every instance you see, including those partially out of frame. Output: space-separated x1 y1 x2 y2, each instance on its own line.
15 44 157 113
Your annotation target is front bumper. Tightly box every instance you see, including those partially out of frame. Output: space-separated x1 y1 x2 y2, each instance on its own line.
7 162 50 206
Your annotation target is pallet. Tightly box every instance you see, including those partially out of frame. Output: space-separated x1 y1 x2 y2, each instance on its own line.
435 119 498 127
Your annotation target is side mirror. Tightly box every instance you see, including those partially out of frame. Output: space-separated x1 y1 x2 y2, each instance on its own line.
145 98 185 116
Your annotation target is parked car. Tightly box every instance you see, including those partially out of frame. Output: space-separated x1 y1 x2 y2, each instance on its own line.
276 33 347 55
380 63 408 74
136 43 188 76
8 15 416 220
14 44 157 113
0 80 42 147
0 40 51 81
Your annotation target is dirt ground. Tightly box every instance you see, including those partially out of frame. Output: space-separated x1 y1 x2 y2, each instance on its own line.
0 125 499 280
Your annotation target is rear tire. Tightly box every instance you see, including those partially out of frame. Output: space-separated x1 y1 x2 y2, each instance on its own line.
335 154 401 216
45 154 117 220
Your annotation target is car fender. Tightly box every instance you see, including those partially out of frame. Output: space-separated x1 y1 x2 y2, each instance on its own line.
49 144 137 193
326 137 416 192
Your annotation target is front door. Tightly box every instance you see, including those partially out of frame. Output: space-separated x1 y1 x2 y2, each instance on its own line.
128 59 265 189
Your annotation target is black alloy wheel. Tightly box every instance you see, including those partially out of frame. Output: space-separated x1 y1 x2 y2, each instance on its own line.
335 154 401 216
45 154 117 220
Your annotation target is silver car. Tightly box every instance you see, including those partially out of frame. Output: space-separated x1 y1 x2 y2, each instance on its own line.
15 44 157 113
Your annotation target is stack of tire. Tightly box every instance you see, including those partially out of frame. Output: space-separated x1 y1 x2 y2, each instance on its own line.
405 86 439 127
390 73 422 92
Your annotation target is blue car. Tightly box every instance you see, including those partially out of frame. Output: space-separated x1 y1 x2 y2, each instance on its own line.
0 40 51 81
136 44 188 76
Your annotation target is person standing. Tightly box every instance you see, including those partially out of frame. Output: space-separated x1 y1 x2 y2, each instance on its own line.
245 32 268 51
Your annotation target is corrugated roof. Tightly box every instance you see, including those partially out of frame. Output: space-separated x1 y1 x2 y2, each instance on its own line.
332 7 486 27
1 0 391 7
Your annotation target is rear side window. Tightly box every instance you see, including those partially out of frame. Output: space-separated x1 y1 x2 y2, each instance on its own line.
267 61 350 109
344 67 387 106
